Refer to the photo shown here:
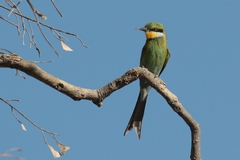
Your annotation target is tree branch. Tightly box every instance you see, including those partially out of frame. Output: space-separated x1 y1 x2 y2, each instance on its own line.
0 148 24 160
0 3 88 56
0 98 70 158
0 53 201 160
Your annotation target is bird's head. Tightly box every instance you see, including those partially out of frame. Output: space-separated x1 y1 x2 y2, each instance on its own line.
136 22 166 40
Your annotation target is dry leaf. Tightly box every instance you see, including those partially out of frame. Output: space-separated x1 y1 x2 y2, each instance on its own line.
41 14 47 20
61 41 73 52
21 123 27 131
47 144 61 159
58 142 70 155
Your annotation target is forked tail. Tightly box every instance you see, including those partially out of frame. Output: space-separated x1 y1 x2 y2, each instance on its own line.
124 93 148 139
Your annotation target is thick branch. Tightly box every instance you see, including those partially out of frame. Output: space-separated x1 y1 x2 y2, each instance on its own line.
0 53 201 160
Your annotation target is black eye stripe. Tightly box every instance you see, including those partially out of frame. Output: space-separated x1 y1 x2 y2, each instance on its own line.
149 28 163 33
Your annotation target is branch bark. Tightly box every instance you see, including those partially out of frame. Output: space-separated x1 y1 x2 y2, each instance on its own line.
0 53 201 160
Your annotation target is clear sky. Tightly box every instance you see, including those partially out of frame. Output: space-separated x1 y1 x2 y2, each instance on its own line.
1 1 240 159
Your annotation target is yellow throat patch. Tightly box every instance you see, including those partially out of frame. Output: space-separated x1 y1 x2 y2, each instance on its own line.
145 31 162 39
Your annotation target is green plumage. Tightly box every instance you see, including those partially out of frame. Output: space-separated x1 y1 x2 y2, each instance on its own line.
124 22 170 139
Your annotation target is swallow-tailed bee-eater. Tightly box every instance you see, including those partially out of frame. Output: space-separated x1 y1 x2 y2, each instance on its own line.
124 22 170 139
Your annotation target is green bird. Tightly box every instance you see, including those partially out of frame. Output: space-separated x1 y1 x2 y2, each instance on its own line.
124 22 170 139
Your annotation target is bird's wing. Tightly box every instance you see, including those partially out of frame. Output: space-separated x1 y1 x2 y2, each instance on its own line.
159 48 170 75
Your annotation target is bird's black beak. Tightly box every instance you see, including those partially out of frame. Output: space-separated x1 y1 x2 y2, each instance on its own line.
136 27 148 32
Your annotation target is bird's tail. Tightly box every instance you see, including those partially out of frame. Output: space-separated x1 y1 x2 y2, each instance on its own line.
124 93 148 139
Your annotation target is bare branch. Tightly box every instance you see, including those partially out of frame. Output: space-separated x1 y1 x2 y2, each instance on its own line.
0 48 12 53
51 0 63 17
15 69 26 79
0 98 59 138
0 3 88 56
0 14 18 27
0 98 69 157
26 0 59 56
31 60 53 64
0 53 201 160
0 148 25 160
7 0 26 44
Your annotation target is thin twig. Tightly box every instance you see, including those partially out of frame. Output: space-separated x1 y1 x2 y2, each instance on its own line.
0 48 12 53
51 0 63 17
0 97 63 158
31 60 53 64
52 29 68 42
7 0 26 45
0 147 25 160
26 0 54 57
11 106 23 124
0 4 88 48
0 98 59 142
15 70 26 79
0 15 18 27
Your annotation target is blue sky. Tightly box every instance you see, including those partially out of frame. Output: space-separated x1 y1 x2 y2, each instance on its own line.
1 1 240 159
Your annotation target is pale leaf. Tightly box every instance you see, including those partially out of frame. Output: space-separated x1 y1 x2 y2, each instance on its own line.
47 144 61 159
58 142 70 155
41 14 47 20
61 41 73 52
21 123 27 131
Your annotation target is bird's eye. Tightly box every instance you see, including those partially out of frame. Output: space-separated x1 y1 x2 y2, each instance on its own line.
150 28 163 33
150 28 156 31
